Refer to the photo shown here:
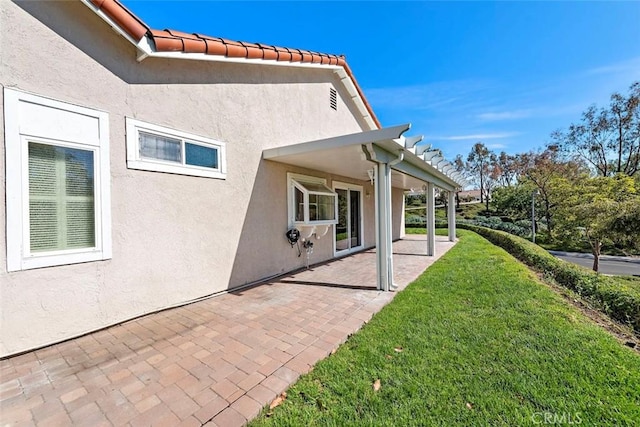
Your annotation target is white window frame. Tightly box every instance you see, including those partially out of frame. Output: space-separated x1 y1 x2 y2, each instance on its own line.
4 88 112 272
125 118 227 179
287 173 338 227
332 181 365 257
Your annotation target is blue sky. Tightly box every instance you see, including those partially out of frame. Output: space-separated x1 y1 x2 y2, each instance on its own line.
124 1 640 159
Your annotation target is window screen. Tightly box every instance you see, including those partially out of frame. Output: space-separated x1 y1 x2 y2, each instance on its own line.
28 142 95 252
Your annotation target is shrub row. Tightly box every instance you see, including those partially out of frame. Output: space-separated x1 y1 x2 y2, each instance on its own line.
407 215 538 239
471 216 531 238
458 224 640 333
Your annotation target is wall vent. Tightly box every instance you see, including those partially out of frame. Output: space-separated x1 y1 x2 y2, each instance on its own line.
329 88 337 110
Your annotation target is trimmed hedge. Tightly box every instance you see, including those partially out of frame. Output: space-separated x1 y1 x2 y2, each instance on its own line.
458 224 640 333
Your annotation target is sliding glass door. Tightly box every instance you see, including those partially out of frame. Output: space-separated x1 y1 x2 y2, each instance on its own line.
334 183 363 256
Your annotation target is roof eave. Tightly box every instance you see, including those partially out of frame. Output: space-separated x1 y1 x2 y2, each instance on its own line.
82 0 148 45
79 0 381 131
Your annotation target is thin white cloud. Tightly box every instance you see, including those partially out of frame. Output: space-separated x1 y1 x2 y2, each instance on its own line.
586 57 640 76
487 143 507 149
477 109 532 121
427 132 519 141
366 79 492 111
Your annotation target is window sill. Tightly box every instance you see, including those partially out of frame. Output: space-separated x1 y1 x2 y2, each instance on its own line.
127 160 227 180
294 220 338 226
11 250 111 272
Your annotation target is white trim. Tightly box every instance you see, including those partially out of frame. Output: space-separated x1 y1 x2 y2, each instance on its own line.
332 181 364 257
286 173 338 227
448 190 457 242
265 124 464 190
264 124 410 160
125 118 227 180
426 182 436 257
79 0 144 48
5 89 24 272
4 88 112 272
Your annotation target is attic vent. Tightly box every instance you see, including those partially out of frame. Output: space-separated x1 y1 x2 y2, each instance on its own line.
329 88 337 110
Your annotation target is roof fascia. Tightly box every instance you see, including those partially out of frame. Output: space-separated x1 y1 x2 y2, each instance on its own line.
80 0 145 47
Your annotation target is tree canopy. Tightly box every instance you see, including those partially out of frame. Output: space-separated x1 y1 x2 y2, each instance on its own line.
552 174 639 271
456 81 640 268
552 81 640 177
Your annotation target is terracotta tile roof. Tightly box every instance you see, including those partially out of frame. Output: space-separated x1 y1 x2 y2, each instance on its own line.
89 0 381 128
90 0 149 41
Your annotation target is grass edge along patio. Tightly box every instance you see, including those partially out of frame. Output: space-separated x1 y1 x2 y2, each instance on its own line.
251 230 640 426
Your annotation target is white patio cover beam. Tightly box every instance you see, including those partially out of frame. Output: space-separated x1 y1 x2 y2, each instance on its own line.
263 124 411 159
391 157 456 192
263 124 465 291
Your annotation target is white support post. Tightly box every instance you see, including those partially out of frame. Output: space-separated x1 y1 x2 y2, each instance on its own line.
373 161 394 291
384 161 394 289
448 190 456 242
426 182 435 256
374 163 382 290
374 163 387 291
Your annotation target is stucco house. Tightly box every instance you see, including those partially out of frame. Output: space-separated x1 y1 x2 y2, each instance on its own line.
0 0 464 358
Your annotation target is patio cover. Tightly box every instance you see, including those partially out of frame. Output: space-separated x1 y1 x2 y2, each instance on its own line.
263 124 464 291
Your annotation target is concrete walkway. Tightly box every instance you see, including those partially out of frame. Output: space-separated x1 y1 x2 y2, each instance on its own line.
1 235 455 426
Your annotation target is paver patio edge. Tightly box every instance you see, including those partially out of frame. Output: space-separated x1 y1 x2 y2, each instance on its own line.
0 236 455 426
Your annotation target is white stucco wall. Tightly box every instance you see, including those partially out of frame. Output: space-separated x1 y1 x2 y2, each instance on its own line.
0 0 403 356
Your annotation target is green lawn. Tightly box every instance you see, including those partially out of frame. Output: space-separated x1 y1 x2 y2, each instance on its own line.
405 202 488 223
404 227 450 236
251 230 640 426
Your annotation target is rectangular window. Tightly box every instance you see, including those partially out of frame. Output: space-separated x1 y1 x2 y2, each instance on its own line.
4 88 111 272
288 173 337 226
126 118 226 179
139 132 181 162
28 142 95 252
185 142 218 169
295 187 304 222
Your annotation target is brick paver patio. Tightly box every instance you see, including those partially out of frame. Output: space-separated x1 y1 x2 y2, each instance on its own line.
1 235 455 426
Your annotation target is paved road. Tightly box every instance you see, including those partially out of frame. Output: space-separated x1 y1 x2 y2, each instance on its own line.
549 251 640 276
